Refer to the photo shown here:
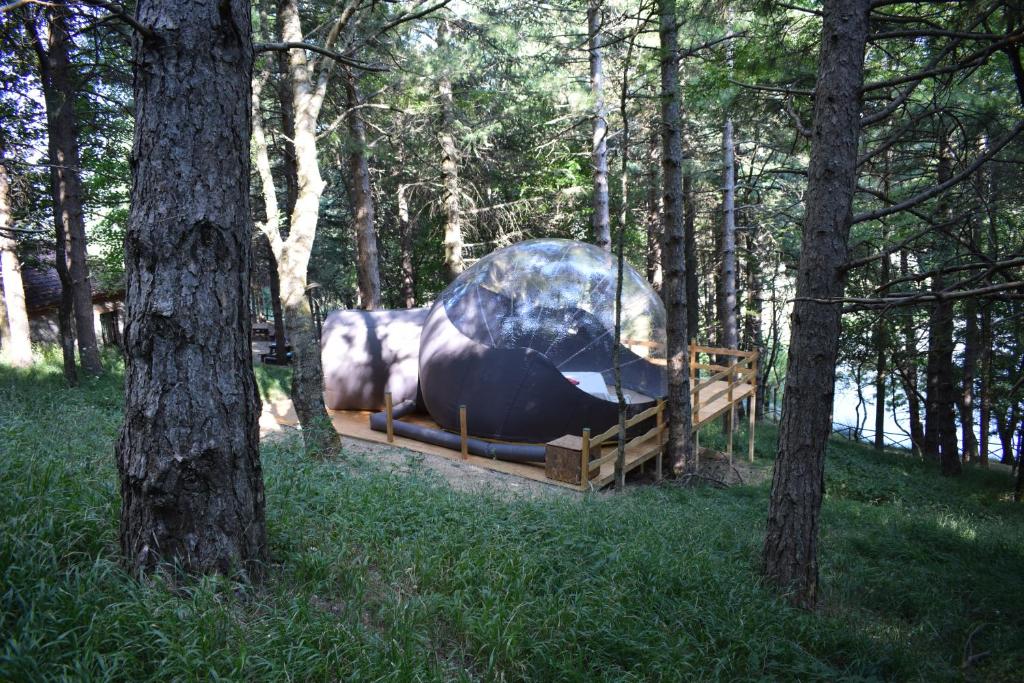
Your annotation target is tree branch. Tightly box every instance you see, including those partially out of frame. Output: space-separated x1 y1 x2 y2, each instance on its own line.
851 121 1024 225
254 42 388 72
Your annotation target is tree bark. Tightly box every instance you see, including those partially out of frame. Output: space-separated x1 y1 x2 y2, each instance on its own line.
923 136 961 475
744 230 765 420
717 119 738 352
960 288 979 463
345 70 381 310
762 0 870 610
897 249 924 456
873 251 889 450
683 167 699 340
646 125 662 292
0 160 32 367
588 1 610 252
996 404 1018 466
658 0 694 475
437 19 464 282
252 0 341 454
978 308 991 466
119 0 267 576
38 5 102 375
398 183 416 308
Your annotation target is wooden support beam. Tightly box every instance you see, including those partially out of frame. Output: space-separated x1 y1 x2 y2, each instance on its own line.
727 360 736 467
459 404 468 459
749 391 757 463
384 391 394 443
581 428 591 491
656 399 664 483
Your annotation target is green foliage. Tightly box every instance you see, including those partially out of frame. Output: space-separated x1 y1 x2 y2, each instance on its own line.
2 357 1022 681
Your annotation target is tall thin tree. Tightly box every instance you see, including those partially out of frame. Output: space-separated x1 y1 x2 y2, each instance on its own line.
658 0 693 474
762 0 871 609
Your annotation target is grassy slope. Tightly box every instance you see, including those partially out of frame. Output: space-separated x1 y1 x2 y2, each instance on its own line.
1 354 1021 681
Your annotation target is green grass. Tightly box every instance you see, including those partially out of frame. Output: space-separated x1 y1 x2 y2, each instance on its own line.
1 352 1022 681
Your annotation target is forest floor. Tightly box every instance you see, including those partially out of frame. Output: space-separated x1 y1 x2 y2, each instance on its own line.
1 351 1022 681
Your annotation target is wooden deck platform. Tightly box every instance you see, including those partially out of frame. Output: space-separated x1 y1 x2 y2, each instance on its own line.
265 344 758 492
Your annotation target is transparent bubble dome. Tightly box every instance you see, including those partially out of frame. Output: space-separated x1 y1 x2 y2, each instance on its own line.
439 238 667 368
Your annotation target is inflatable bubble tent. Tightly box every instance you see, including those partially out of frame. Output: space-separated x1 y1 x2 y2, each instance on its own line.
418 238 668 443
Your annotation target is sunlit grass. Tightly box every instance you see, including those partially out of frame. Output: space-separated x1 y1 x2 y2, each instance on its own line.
1 353 1021 680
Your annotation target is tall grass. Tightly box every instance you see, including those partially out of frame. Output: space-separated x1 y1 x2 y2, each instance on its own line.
1 353 1021 681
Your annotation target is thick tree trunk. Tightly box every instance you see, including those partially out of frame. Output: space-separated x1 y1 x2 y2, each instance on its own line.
657 0 693 474
40 6 102 375
683 168 699 340
588 1 610 252
978 308 991 466
924 271 960 475
762 0 870 610
119 0 266 576
996 405 1018 466
0 161 32 367
437 20 464 282
398 183 416 308
646 126 662 291
960 295 979 463
345 72 381 310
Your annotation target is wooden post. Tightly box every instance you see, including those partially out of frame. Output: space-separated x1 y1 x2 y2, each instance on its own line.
749 352 758 463
748 390 757 463
459 404 468 459
727 360 736 466
655 400 664 482
384 391 394 443
581 428 591 491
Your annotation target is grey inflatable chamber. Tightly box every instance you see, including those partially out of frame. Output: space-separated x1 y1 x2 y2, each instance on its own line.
321 307 428 411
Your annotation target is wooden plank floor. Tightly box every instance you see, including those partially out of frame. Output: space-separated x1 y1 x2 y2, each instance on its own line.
264 379 754 492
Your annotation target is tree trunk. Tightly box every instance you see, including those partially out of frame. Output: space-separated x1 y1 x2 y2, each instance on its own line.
398 183 416 308
718 119 738 352
39 5 102 375
265 0 341 454
717 119 739 431
997 404 1019 466
897 249 924 456
52 188 78 386
437 20 464 282
646 125 662 292
924 272 960 475
275 0 299 227
0 160 32 367
744 230 765 420
657 0 694 475
683 168 699 340
960 293 979 463
119 0 266 576
762 0 870 610
588 1 610 252
873 252 889 450
978 308 991 466
345 71 381 311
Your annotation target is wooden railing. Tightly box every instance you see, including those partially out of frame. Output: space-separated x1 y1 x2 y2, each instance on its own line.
580 399 667 484
689 343 759 465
